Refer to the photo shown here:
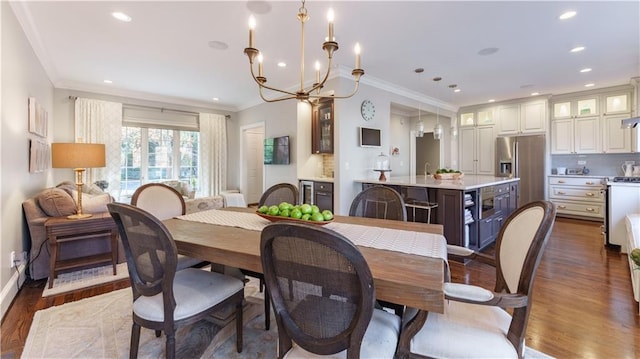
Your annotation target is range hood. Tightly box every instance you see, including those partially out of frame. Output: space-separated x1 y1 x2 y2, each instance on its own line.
621 116 640 128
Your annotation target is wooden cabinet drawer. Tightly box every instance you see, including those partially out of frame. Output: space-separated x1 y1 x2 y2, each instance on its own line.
552 200 604 218
549 186 603 202
314 182 333 192
548 176 604 187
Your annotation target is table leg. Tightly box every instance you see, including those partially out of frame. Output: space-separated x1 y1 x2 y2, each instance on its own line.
110 230 118 275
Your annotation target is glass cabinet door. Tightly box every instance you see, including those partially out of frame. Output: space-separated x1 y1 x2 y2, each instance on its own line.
460 112 475 127
553 101 571 119
604 93 630 114
477 109 495 125
312 99 334 154
576 98 598 117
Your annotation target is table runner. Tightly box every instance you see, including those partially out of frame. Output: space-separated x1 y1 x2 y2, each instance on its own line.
177 209 447 261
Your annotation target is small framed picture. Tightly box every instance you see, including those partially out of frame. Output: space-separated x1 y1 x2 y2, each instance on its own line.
29 139 49 173
28 97 48 137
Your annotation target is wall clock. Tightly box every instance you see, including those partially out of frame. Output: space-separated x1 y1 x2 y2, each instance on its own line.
360 99 375 121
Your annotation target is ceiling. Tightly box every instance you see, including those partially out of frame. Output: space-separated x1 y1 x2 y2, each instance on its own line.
11 1 640 113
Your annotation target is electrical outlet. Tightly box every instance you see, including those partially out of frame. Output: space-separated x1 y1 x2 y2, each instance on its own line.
10 251 16 268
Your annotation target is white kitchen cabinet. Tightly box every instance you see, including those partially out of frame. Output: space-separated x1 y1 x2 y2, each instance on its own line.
548 176 606 220
459 125 495 175
551 116 600 154
460 107 495 127
496 100 547 135
603 114 633 153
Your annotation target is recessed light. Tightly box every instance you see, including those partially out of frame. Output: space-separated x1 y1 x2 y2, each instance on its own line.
454 88 461 93
212 97 219 101
580 68 592 73
559 11 577 20
478 47 499 56
488 99 495 103
103 79 113 84
112 12 131 22
570 46 585 53
208 41 229 50
531 92 539 96
277 62 286 68
585 83 595 87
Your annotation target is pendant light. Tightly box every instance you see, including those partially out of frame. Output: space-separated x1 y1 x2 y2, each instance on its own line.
433 77 443 140
449 84 458 139
416 104 424 137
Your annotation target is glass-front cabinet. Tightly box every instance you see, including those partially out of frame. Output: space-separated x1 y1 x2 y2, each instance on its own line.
312 98 334 154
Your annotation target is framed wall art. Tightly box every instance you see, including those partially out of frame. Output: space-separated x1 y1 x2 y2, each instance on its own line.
28 97 48 137
29 139 49 173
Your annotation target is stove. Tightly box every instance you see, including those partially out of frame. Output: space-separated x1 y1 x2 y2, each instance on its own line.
612 176 640 183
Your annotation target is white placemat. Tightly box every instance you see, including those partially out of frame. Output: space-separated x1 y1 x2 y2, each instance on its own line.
177 209 447 260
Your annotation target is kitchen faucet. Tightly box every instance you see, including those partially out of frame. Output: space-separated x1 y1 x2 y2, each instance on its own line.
424 162 431 176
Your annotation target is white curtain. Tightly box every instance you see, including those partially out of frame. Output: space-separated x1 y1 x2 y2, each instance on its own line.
199 113 227 196
74 98 123 195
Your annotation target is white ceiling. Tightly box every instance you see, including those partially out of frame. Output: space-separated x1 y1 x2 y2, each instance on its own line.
11 1 640 113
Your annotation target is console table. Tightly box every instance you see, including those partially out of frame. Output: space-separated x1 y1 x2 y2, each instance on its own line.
45 212 118 288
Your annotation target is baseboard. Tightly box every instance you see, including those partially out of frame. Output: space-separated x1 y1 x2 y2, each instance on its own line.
1 264 28 322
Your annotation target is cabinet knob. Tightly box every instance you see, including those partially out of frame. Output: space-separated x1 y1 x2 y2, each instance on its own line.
558 180 565 183
586 207 595 212
558 205 566 209
585 181 594 185
586 192 594 197
558 191 566 195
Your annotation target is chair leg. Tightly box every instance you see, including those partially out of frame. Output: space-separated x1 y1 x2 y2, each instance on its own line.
264 287 270 330
165 332 176 359
130 323 141 359
236 300 244 353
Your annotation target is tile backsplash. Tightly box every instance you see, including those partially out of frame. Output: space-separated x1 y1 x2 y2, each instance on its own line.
551 153 640 176
321 154 334 177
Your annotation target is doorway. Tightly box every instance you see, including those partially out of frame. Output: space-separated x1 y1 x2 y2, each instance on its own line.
241 123 264 205
415 133 440 175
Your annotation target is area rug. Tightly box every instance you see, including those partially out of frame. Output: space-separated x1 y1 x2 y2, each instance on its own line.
42 263 129 297
23 279 276 358
25 281 553 359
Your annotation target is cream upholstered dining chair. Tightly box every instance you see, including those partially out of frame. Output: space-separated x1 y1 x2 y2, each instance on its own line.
260 222 401 359
107 203 245 359
131 183 206 270
396 201 557 359
349 185 407 221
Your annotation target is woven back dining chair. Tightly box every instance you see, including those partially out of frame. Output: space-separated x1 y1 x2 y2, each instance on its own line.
397 201 557 359
261 221 401 359
349 185 407 221
107 202 245 359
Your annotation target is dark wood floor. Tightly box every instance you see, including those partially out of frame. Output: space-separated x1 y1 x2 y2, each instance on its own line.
1 217 638 358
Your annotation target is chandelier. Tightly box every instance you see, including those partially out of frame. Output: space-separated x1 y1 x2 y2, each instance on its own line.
243 0 364 102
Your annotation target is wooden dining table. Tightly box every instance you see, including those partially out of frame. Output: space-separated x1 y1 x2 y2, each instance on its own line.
163 207 447 313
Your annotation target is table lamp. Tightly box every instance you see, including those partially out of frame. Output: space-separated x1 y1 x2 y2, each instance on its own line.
51 143 106 219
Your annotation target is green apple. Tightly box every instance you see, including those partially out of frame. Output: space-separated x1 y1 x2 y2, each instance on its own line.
311 212 325 222
258 205 269 214
300 204 312 215
279 202 292 211
279 208 290 217
321 210 333 221
290 208 302 219
301 213 311 221
311 205 320 214
268 205 280 216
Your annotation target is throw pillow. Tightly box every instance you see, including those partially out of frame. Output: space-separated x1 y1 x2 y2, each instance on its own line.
71 191 113 214
37 188 77 217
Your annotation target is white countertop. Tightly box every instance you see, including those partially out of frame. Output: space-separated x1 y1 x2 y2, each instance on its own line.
548 174 612 179
355 175 520 190
298 177 334 183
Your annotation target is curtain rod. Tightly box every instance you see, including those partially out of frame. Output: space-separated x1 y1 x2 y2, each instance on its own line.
68 96 231 119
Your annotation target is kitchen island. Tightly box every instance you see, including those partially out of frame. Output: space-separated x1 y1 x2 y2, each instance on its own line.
356 175 521 253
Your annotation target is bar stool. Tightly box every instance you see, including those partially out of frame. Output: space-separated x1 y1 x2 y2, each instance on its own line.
404 187 438 223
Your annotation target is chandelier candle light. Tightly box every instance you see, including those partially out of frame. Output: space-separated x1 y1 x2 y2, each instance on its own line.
244 0 364 102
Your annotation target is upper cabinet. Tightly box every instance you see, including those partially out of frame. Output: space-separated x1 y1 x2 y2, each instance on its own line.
460 107 495 127
496 99 547 135
312 98 334 154
550 86 636 154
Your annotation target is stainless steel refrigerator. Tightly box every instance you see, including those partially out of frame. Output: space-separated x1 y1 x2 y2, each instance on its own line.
495 135 546 206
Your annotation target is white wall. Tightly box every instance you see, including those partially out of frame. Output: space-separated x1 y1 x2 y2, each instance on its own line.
1 2 54 318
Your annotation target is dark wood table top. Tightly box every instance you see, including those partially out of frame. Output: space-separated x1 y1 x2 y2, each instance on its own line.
164 208 446 313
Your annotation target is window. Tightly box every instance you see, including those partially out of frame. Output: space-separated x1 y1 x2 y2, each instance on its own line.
120 126 199 198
